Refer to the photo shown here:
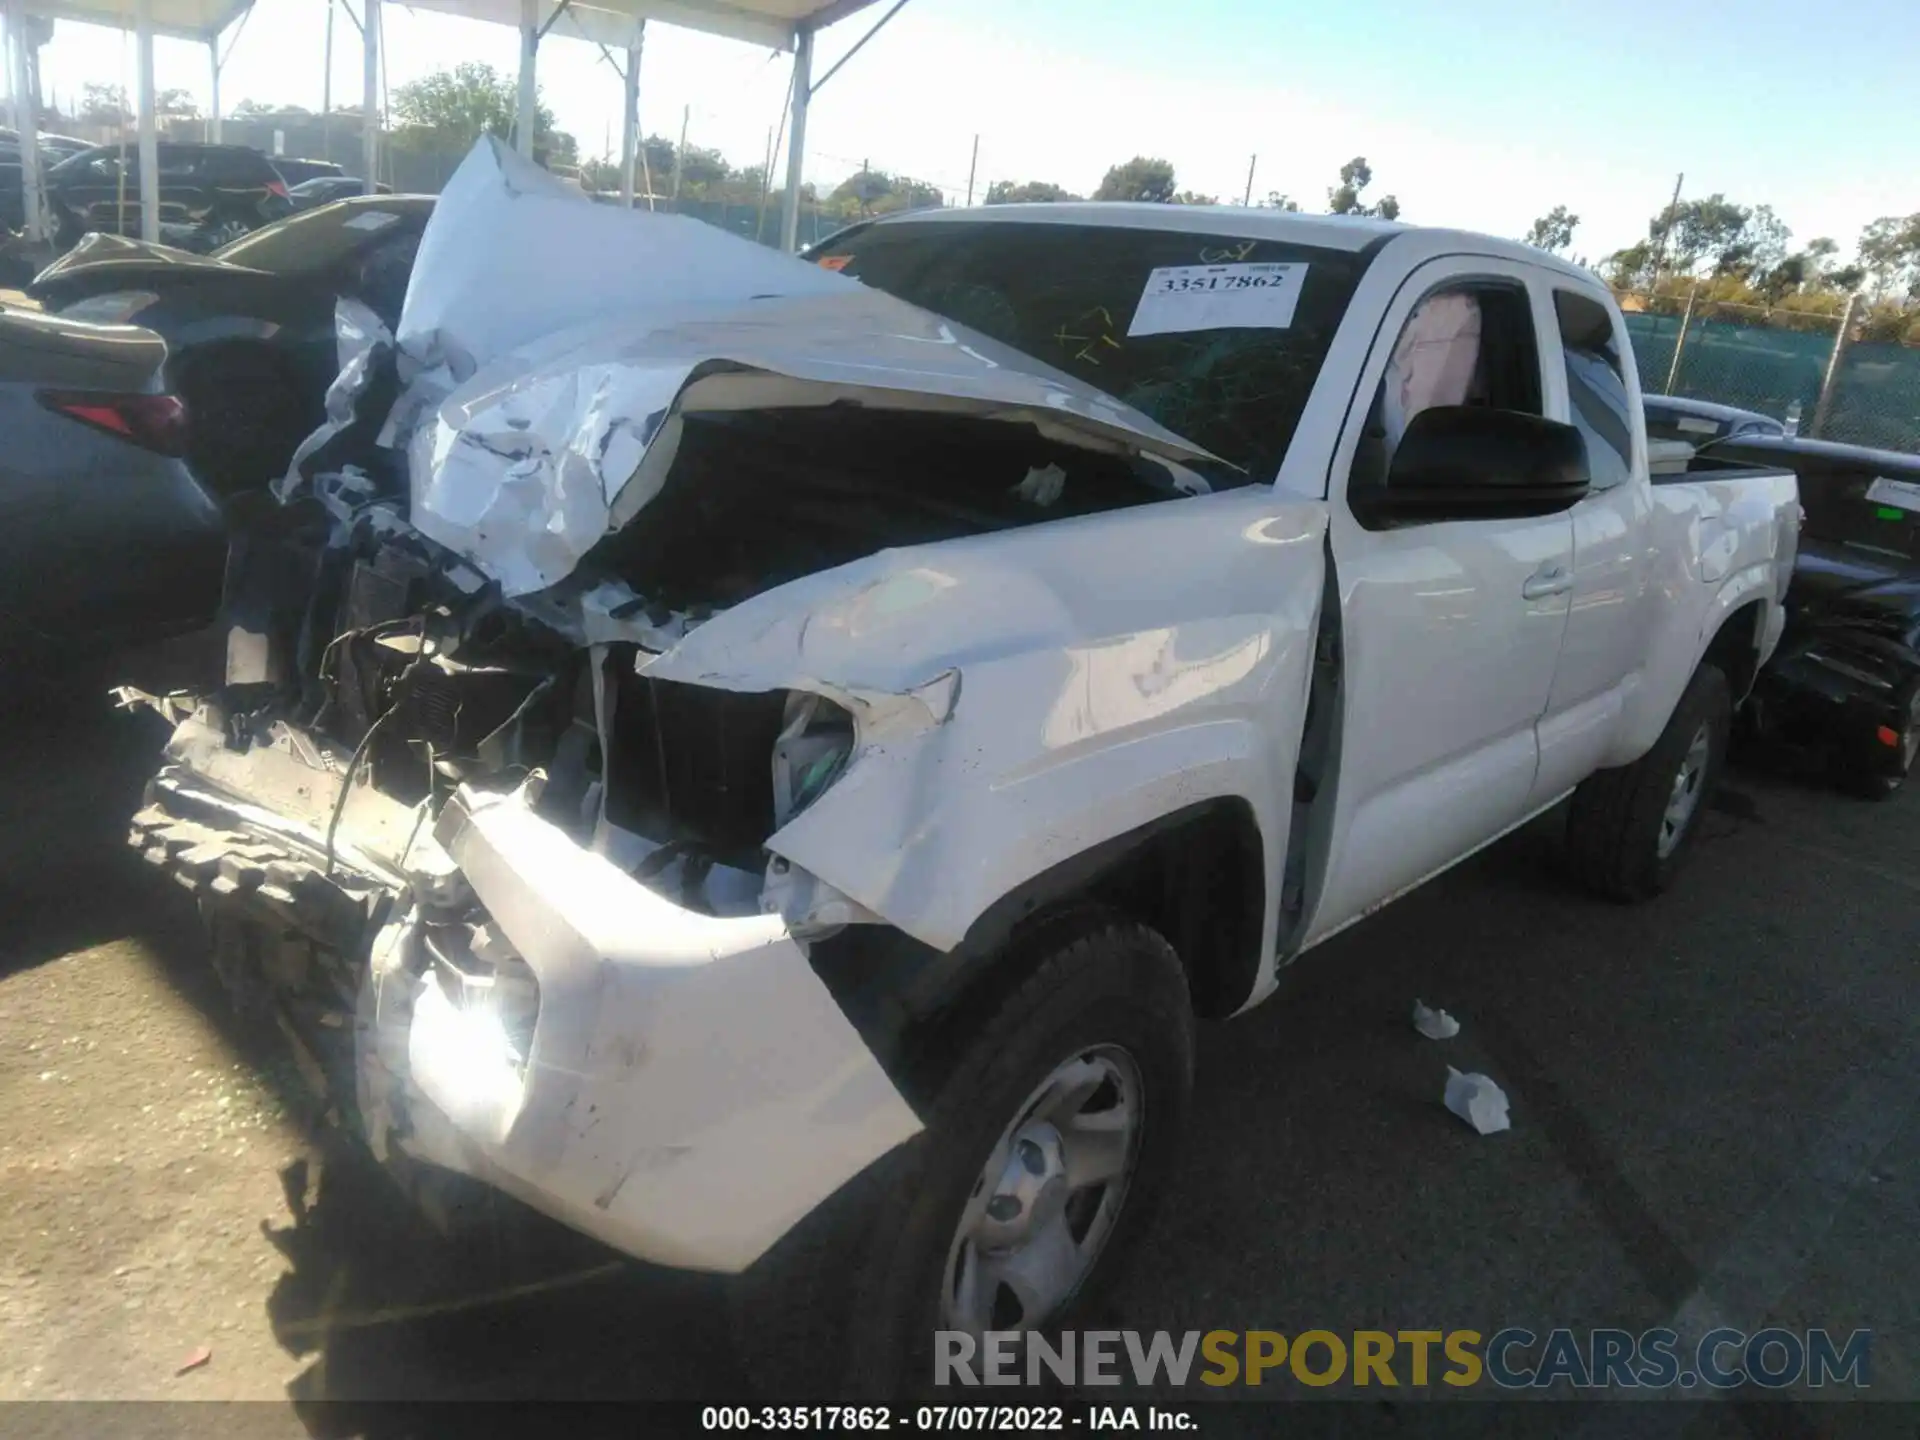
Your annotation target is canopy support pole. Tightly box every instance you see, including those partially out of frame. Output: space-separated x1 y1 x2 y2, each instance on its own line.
777 24 812 252
362 0 379 193
208 38 221 142
5 0 45 244
135 0 159 242
516 0 538 159
619 21 642 206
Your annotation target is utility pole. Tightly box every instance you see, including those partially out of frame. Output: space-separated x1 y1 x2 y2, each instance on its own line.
671 103 687 203
321 0 333 163
1811 291 1863 439
965 133 978 206
1242 153 1256 207
1648 171 1683 293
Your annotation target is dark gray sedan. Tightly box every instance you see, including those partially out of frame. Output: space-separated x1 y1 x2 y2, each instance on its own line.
0 308 226 670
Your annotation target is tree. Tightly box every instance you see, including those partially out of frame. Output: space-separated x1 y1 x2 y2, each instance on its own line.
78 82 131 127
1524 205 1579 253
827 168 942 217
390 61 576 169
986 179 1079 204
1327 156 1399 220
1173 190 1219 206
1094 156 1176 204
1263 192 1301 212
1858 213 1920 300
155 88 200 120
232 98 309 118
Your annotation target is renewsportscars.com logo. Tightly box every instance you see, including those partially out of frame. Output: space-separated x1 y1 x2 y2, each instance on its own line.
934 1328 1872 1391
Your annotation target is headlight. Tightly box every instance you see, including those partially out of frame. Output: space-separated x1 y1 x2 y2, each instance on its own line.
57 290 159 325
771 692 855 827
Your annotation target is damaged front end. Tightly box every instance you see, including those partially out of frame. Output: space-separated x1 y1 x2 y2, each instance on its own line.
129 137 1241 1273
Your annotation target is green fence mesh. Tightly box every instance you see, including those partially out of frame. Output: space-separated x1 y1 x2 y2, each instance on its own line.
1622 306 1920 453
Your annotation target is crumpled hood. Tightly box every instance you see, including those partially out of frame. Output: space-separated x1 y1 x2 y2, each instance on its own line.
392 137 1218 598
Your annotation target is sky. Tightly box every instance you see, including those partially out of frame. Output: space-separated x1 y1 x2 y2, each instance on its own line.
16 0 1917 261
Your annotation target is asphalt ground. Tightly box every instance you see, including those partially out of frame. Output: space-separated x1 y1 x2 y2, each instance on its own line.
3 635 1918 1438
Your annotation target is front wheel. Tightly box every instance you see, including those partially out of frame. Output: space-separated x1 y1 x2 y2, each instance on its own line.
1565 663 1731 901
734 907 1195 1399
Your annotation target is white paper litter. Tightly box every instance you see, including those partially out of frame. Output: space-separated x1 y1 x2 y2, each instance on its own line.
1128 262 1308 337
1412 999 1460 1040
1444 1067 1511 1135
1866 476 1920 514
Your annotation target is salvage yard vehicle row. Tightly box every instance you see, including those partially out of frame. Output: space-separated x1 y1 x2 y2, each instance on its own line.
123 139 1800 1395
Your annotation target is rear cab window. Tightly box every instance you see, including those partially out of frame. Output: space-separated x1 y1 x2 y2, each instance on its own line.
809 219 1375 485
1553 289 1635 490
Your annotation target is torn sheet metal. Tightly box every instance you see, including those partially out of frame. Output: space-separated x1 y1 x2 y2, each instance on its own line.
394 137 1220 598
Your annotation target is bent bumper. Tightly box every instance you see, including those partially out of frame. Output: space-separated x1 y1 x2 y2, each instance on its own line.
135 730 923 1274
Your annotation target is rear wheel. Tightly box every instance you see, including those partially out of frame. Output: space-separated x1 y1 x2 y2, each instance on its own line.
198 216 252 251
1566 663 1731 901
733 907 1194 1399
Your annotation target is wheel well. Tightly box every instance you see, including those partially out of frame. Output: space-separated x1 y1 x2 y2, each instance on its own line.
1078 799 1267 1019
805 798 1268 1097
1704 600 1767 701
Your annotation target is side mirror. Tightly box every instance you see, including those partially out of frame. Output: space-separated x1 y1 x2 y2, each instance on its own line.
1359 406 1591 526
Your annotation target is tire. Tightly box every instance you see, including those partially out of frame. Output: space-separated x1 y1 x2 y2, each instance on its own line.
1832 685 1920 802
198 216 253 251
1566 663 1731 902
732 906 1195 1400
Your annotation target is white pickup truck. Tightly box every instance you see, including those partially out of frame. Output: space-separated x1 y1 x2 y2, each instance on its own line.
128 142 1800 1395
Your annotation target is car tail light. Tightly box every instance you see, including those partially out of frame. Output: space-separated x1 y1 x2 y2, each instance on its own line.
266 179 290 199
38 390 189 457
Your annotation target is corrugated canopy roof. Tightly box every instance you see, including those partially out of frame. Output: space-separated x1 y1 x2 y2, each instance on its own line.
16 0 876 48
403 0 880 49
21 0 255 45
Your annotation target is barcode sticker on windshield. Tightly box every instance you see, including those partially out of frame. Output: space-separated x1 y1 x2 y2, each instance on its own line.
343 211 400 232
1676 416 1719 435
1866 476 1920 514
1128 262 1308 337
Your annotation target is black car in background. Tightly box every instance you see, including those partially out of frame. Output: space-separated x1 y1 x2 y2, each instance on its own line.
29 194 434 495
36 143 293 252
288 176 392 210
268 157 346 188
0 129 91 230
0 307 225 670
1710 433 1920 797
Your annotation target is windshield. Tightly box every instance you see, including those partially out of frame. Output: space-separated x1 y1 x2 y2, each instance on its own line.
212 200 424 271
810 219 1374 482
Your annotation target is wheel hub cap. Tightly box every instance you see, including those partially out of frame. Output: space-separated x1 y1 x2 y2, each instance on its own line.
941 1047 1142 1337
1658 723 1712 859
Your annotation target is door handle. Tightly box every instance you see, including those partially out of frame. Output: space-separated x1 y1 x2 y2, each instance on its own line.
1522 564 1574 600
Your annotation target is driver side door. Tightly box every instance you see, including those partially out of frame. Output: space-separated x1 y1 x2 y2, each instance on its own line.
1304 257 1576 945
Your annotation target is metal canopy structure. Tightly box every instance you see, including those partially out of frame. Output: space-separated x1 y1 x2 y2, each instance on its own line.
5 0 255 242
5 0 895 251
433 0 891 249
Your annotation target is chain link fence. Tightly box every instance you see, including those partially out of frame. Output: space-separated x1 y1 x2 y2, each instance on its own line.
1617 288 1920 454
